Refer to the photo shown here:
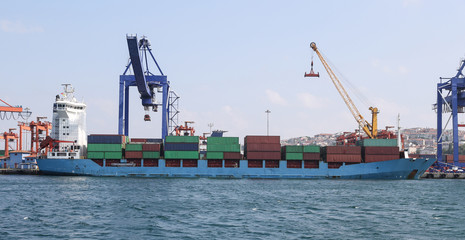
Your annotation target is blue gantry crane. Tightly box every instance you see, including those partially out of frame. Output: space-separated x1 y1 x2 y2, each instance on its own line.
436 59 465 165
118 35 170 139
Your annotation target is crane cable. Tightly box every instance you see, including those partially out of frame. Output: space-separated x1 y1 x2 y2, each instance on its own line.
318 50 373 109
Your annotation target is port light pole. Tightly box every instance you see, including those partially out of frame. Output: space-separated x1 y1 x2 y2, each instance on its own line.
265 110 271 136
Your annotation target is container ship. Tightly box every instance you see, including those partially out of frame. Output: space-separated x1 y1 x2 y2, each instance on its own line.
34 36 435 179
35 86 435 179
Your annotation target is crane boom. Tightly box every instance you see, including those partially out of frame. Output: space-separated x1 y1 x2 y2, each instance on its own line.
309 42 378 139
127 36 152 100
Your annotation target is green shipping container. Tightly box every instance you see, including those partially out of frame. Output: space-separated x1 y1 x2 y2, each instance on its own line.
0 150 4 156
165 136 199 143
207 137 239 145
87 152 105 159
358 139 397 147
126 144 143 151
164 151 199 159
286 152 304 160
206 152 224 159
143 151 160 159
105 152 123 159
303 145 320 153
207 144 241 152
285 145 303 153
87 144 124 152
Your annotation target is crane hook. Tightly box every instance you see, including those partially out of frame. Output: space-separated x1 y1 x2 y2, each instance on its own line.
304 55 320 78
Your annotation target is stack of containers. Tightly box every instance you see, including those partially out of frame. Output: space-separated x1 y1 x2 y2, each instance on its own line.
206 137 241 168
282 145 303 168
363 146 399 163
303 145 320 168
125 143 143 160
142 143 161 163
127 138 161 167
358 139 399 163
164 136 199 167
283 145 321 168
444 155 465 164
87 134 127 167
244 136 281 168
324 146 361 168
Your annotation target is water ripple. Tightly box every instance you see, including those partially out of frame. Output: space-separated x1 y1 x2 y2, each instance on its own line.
1 176 465 239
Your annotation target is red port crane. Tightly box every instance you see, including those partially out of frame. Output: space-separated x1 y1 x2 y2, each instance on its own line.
18 117 52 156
0 129 19 158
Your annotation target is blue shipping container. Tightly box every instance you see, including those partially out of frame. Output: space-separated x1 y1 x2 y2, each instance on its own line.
88 135 125 144
164 143 199 151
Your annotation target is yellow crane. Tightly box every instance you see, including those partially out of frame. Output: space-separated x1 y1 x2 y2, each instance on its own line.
306 42 379 139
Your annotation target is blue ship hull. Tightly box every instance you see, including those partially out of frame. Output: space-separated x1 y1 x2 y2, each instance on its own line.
37 158 436 179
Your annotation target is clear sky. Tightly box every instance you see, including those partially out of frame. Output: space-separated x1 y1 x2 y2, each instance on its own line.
1 0 465 142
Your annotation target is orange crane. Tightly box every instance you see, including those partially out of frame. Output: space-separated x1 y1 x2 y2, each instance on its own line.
174 121 196 136
0 129 19 158
0 99 22 113
306 42 379 139
18 117 52 156
0 98 31 120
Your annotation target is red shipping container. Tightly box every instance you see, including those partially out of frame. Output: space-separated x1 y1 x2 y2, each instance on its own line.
328 162 343 169
364 154 399 163
303 152 320 160
265 160 279 168
166 159 181 167
223 152 241 160
326 154 361 163
208 159 222 168
287 160 302 168
224 159 240 168
142 143 161 152
363 146 399 155
128 159 141 167
445 154 465 162
246 151 281 160
245 135 280 144
183 159 198 168
304 160 319 168
246 143 281 152
248 160 263 168
130 138 147 143
143 159 158 167
325 146 361 155
92 159 104 167
125 151 143 159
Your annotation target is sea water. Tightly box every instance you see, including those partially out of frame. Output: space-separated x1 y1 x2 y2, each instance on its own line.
0 175 464 239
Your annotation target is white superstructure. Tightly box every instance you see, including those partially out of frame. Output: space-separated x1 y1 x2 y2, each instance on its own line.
48 84 87 159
